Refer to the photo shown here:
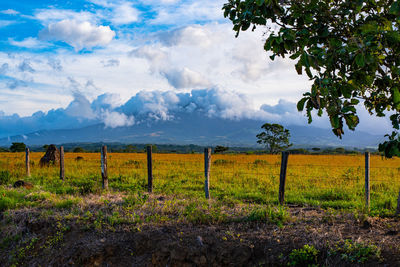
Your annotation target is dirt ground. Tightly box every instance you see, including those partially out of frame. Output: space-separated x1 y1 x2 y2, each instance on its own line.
1 206 400 266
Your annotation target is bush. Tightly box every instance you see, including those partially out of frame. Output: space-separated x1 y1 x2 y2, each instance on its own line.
0 171 11 185
329 239 382 263
288 244 319 266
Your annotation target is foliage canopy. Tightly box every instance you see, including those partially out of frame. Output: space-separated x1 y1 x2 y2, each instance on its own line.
223 0 400 157
256 123 292 153
9 142 26 152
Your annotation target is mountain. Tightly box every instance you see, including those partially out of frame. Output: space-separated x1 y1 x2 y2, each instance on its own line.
0 112 384 148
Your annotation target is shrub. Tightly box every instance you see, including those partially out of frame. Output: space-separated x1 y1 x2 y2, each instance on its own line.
329 239 382 264
288 244 319 266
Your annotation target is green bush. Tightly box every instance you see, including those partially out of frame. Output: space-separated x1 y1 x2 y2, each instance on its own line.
0 170 11 185
288 244 319 266
329 239 382 263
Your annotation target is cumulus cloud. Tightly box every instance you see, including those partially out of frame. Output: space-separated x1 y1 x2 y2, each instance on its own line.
162 67 211 89
18 59 35 73
102 110 134 128
158 25 213 48
34 9 96 24
39 19 115 51
110 2 139 25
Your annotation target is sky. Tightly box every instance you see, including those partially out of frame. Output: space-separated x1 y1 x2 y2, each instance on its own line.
0 0 393 137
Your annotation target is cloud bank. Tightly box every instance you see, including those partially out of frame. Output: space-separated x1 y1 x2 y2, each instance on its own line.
0 88 309 137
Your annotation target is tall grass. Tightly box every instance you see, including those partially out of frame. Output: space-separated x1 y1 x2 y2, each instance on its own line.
0 152 399 215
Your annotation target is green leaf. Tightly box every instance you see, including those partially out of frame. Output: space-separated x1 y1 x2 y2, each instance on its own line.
331 115 340 129
389 2 400 15
297 97 307 111
295 62 302 75
355 53 365 68
256 0 264 6
393 87 400 110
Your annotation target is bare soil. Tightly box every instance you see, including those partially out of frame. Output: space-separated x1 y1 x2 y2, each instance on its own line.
1 206 400 266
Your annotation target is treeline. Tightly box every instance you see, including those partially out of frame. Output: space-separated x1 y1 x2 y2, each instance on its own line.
0 142 377 155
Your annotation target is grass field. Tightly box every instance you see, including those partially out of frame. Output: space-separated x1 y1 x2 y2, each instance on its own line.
1 152 399 217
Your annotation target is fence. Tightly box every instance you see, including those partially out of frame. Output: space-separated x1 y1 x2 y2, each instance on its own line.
1 146 400 213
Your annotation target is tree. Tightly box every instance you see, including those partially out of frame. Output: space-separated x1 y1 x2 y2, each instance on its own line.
223 0 400 214
214 145 229 154
256 123 292 153
9 142 26 152
223 0 400 157
73 147 85 153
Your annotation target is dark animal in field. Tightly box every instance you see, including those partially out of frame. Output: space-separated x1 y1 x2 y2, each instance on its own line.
13 180 33 189
40 144 60 167
75 156 84 161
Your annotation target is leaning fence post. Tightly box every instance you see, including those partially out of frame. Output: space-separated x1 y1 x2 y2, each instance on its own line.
101 145 108 189
204 148 211 199
147 145 153 193
60 146 65 181
279 151 289 205
365 152 370 210
25 147 31 177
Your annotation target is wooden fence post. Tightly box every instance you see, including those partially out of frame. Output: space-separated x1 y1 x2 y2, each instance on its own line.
25 147 30 177
101 145 108 189
204 148 211 199
279 151 289 205
60 146 65 181
147 145 153 193
365 152 370 210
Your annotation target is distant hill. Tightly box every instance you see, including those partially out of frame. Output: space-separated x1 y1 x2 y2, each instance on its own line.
0 112 384 148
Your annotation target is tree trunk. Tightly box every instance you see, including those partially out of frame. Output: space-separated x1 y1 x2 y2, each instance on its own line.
396 188 400 216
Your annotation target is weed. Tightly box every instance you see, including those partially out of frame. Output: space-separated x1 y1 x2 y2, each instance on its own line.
329 239 382 263
288 244 319 266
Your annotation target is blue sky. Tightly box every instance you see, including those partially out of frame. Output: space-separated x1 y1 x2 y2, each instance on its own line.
0 0 392 137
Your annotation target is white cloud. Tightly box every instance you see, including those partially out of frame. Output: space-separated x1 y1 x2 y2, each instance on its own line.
1 9 19 15
39 19 116 51
34 9 97 24
162 67 211 89
110 2 139 25
102 110 134 128
9 37 50 49
0 20 17 28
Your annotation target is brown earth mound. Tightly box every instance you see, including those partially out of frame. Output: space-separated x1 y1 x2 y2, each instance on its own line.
39 144 60 167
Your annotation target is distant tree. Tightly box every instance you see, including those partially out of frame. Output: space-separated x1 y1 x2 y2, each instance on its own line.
311 147 321 152
9 142 26 152
214 145 229 154
43 144 49 151
73 147 85 153
256 123 292 154
0 147 9 152
124 144 137 153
